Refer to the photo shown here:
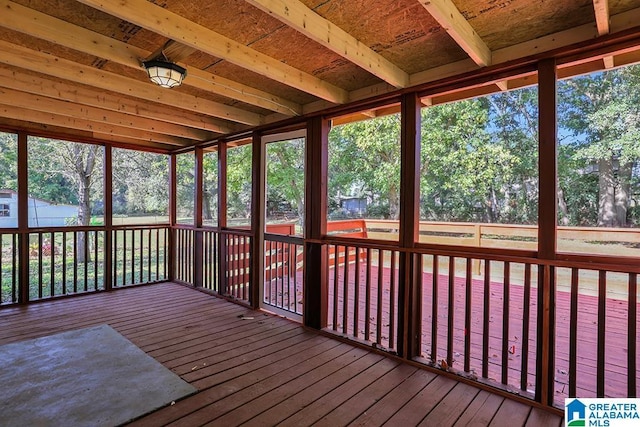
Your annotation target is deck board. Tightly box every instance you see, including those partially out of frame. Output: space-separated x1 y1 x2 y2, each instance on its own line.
0 282 563 427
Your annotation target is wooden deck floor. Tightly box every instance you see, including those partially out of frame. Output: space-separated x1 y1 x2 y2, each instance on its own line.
0 282 563 426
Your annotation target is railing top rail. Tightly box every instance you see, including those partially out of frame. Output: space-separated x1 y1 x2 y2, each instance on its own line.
264 233 304 244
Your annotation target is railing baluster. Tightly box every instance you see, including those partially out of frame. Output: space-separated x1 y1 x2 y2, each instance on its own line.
147 230 151 282
521 263 532 392
62 232 67 293
389 250 396 350
629 273 637 398
482 260 490 378
353 246 360 338
597 270 607 397
164 228 168 279
447 256 455 368
94 231 99 290
464 258 472 373
112 230 117 287
431 254 438 364
287 242 292 311
155 228 160 282
333 244 339 331
12 233 17 303
38 233 43 299
365 248 372 341
502 261 510 385
83 230 88 292
569 267 579 397
122 230 127 286
343 245 350 335
377 248 384 345
50 231 55 296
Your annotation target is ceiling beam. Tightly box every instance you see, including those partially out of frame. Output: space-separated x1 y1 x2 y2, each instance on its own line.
0 40 263 126
593 0 610 35
76 0 349 104
592 0 614 68
0 0 301 116
0 86 209 141
0 104 191 146
144 40 197 63
417 0 492 67
0 65 237 135
244 0 409 88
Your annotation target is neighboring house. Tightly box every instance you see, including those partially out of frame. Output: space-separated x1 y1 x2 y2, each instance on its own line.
0 190 78 228
340 197 367 217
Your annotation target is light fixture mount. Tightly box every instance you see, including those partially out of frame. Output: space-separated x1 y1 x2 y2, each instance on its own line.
142 58 187 88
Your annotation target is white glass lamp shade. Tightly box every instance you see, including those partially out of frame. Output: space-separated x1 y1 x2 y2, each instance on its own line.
143 60 187 88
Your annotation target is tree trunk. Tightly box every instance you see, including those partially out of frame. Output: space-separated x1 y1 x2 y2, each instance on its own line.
203 189 213 220
557 185 570 226
388 186 399 220
597 157 616 227
76 174 91 263
615 161 632 227
74 145 98 264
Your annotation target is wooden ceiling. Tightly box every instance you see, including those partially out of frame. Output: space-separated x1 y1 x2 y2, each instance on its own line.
1 0 640 151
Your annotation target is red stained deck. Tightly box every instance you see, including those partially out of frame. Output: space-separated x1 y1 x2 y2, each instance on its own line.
0 282 562 426
263 261 639 404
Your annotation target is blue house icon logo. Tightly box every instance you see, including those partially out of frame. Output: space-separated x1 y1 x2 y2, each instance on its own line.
566 399 587 426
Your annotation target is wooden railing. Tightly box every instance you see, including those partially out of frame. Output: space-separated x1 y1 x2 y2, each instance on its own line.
321 230 640 409
1 225 169 306
113 225 168 287
335 218 640 257
0 231 18 304
264 233 303 317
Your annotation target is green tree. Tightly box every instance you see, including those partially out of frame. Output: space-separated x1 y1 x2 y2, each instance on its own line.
266 138 305 225
329 114 401 219
559 66 640 227
28 137 102 262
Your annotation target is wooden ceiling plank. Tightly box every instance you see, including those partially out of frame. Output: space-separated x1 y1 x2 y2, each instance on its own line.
0 104 191 146
0 65 236 134
593 0 610 35
0 40 263 126
75 0 349 104
245 0 409 88
417 0 492 67
0 0 301 116
0 85 210 141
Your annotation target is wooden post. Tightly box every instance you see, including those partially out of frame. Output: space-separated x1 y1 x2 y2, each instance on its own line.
168 153 177 282
250 132 266 309
17 131 29 304
304 116 328 329
218 142 228 295
103 145 113 291
194 147 204 287
398 93 421 358
536 57 558 407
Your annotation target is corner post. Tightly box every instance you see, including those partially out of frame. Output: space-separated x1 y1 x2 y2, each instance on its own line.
250 132 266 309
168 153 177 282
398 92 421 358
536 57 558 406
17 132 29 304
194 147 204 287
218 142 228 295
103 145 113 291
304 116 329 329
